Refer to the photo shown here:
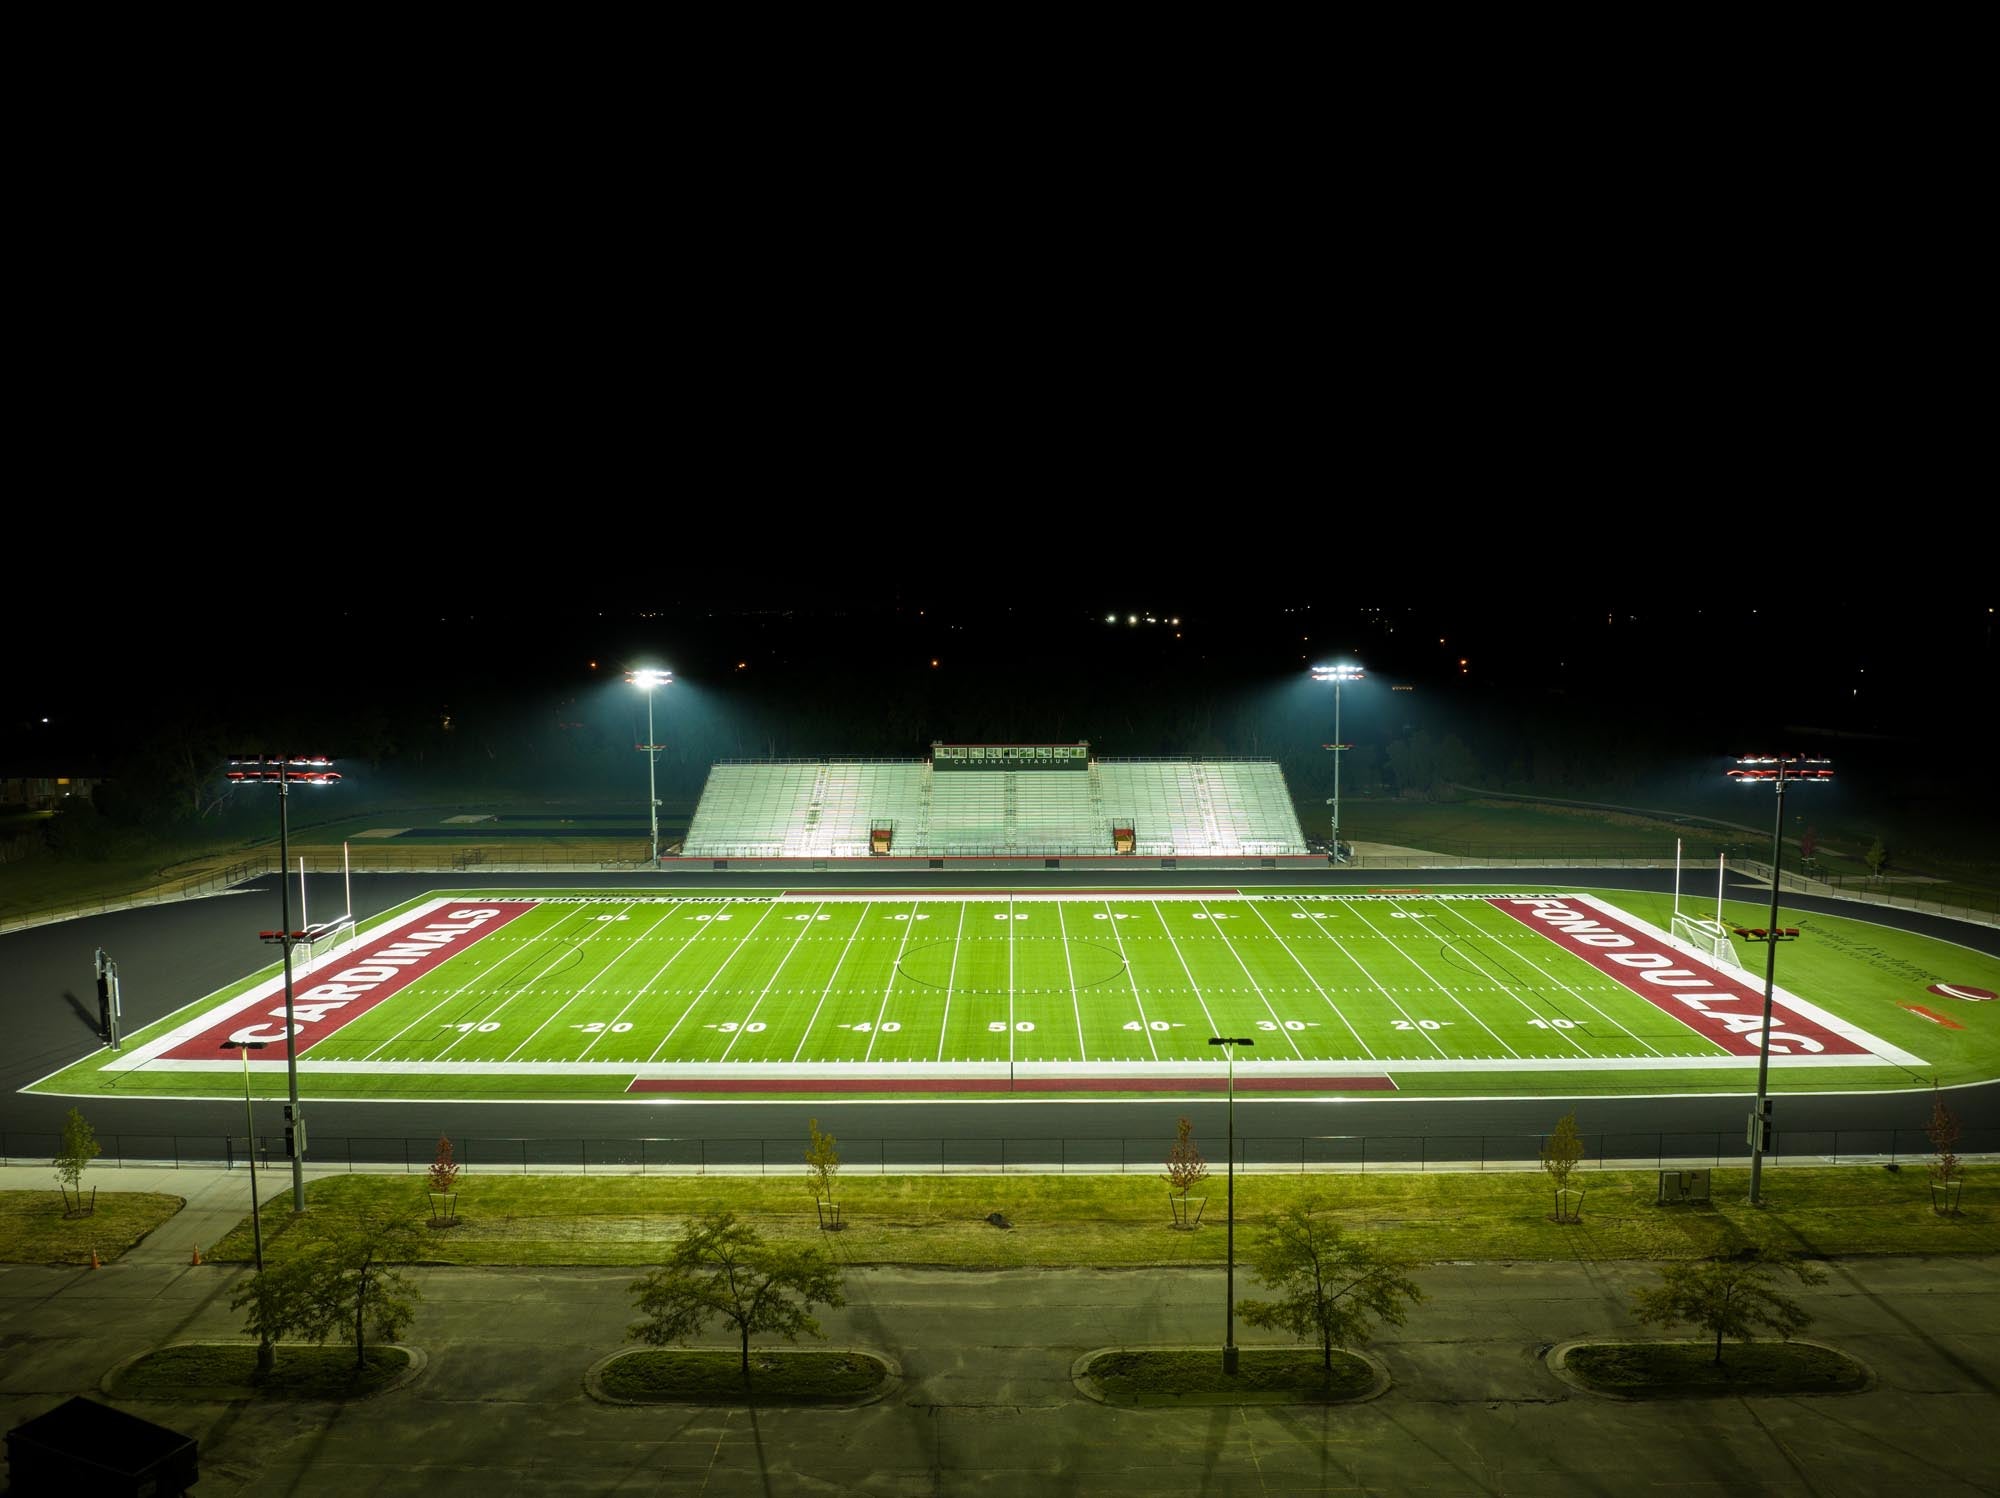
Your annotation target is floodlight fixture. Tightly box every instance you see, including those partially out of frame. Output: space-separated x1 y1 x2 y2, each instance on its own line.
1728 754 1832 1207
1310 664 1365 682
627 668 673 863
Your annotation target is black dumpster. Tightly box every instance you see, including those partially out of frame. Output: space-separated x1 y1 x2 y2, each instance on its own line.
6 1395 197 1496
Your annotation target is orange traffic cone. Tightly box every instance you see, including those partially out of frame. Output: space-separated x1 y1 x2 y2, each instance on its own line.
190 1245 202 1266
89 1247 100 1269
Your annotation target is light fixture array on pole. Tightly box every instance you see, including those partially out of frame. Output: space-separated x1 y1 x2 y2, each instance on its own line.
1311 664 1363 863
626 668 672 864
228 756 342 1213
1728 754 1832 1207
1208 1034 1255 1374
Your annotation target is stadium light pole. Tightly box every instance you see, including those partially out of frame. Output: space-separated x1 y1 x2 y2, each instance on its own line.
222 1039 271 1274
1209 1035 1256 1374
228 756 340 1213
1728 755 1832 1207
627 668 672 864
224 1036 275 1373
1311 665 1364 862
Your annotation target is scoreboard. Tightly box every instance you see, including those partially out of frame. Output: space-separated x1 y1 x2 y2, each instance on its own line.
932 743 1090 772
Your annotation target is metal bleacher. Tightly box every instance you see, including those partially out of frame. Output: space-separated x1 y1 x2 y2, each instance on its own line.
681 756 1307 858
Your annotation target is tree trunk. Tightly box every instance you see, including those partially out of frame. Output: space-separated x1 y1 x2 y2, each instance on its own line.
1713 1327 1724 1366
740 1326 751 1383
355 1265 369 1371
257 1337 274 1376
1322 1332 1333 1373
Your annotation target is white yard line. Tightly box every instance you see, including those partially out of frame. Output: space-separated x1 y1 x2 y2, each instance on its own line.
1427 898 1666 1058
864 901 922 1061
793 901 875 1064
1241 900 1374 1058
934 901 967 1063
362 903 597 1062
722 901 826 1060
1197 897 1304 1058
1148 901 1221 1037
1057 899 1087 1062
644 902 786 1064
1342 903 1522 1058
435 903 637 1060
1105 899 1158 1060
1278 897 1448 1057
503 903 677 1061
579 903 715 1059
1008 894 1015 1071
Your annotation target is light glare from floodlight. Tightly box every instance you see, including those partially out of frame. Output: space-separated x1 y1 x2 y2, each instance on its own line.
628 668 672 690
1311 664 1364 682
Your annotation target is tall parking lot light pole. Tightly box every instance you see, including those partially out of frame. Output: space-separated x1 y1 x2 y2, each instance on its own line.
1311 664 1364 861
229 756 340 1212
1727 755 1832 1207
1209 1035 1255 1374
627 668 672 864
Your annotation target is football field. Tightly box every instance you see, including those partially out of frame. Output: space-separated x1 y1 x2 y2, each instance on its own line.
36 885 1956 1102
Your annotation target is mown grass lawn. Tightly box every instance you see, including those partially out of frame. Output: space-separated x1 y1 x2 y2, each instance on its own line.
0 1190 184 1265
598 1349 886 1403
1564 1340 1868 1397
110 1343 411 1400
1083 1348 1373 1405
206 1165 1995 1268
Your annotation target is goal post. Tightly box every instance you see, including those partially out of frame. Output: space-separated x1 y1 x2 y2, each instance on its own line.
1669 912 1741 969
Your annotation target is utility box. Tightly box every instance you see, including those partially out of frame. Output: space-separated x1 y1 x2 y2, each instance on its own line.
7 1396 198 1495
1657 1169 1712 1206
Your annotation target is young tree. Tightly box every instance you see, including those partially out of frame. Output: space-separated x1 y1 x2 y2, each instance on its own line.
1928 1089 1964 1214
805 1117 843 1230
1235 1204 1425 1373
53 1107 101 1217
230 1215 423 1373
1866 837 1889 879
1540 1110 1585 1222
427 1135 461 1226
629 1211 845 1383
1631 1250 1826 1366
1164 1116 1210 1229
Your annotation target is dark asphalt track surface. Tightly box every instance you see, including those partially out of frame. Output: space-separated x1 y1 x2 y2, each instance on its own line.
4 867 1994 1165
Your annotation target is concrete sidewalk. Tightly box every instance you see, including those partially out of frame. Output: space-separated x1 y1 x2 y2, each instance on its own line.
3 1170 1997 1496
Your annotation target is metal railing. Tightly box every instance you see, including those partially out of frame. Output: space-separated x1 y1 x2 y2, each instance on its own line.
4 1128 1991 1176
1735 860 2000 928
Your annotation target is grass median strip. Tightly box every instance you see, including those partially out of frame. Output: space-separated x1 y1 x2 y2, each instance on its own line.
0 1191 185 1265
1083 1348 1374 1405
204 1165 1996 1269
597 1349 887 1403
110 1344 412 1400
1563 1341 1868 1397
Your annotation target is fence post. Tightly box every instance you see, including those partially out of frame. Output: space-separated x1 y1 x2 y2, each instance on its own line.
1060 1138 1065 1175
1420 1136 1426 1172
1000 1139 1006 1175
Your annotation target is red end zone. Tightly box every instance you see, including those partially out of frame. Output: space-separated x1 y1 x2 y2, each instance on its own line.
1487 897 1868 1057
158 901 538 1061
